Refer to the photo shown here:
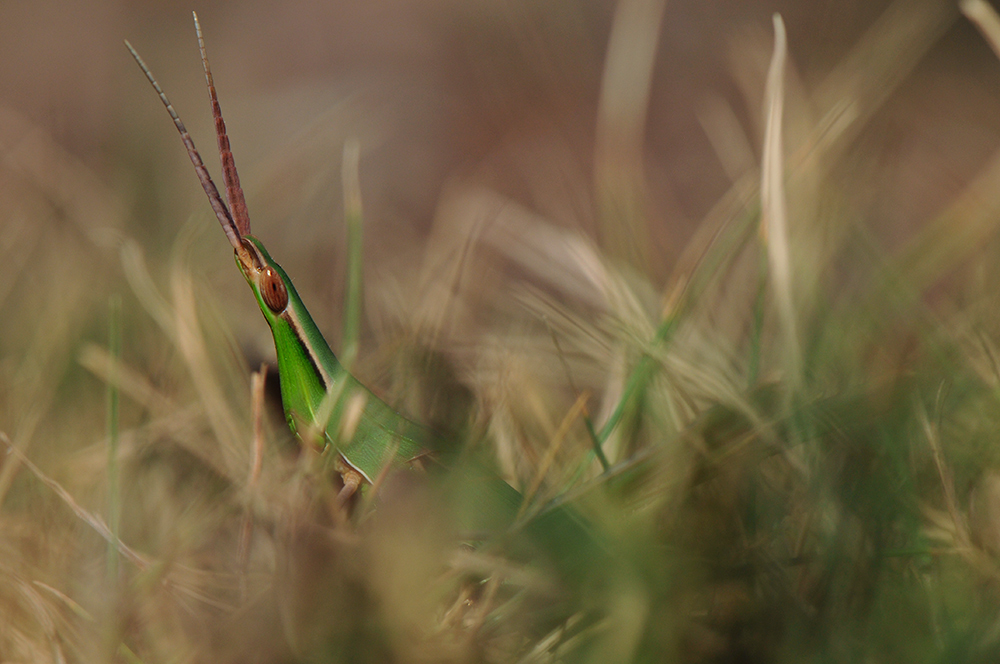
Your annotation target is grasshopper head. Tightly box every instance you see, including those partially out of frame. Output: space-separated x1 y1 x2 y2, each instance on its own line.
235 236 291 317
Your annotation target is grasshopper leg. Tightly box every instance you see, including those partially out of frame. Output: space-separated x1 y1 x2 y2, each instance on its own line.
336 468 363 511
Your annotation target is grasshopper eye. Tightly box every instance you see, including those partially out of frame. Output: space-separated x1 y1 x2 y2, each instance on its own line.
261 266 288 313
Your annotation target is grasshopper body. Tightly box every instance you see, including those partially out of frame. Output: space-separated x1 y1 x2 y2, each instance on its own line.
126 15 604 571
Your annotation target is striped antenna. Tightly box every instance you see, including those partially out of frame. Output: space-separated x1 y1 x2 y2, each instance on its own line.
125 29 250 259
194 12 251 237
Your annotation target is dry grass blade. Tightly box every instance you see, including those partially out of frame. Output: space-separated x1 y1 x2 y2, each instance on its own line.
0 105 124 241
889 154 1000 291
593 0 667 270
886 0 1000 289
808 0 957 163
963 0 1000 59
78 343 175 414
697 97 757 183
238 364 268 593
120 240 175 336
7 4 1000 662
920 398 967 548
3 432 150 572
519 391 589 512
33 580 93 624
760 14 800 385
3 432 242 623
169 260 246 474
662 0 957 327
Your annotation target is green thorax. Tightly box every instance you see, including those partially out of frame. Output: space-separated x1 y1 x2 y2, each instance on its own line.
239 236 429 482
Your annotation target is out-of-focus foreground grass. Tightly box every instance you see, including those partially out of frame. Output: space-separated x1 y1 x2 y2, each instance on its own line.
5 0 1000 661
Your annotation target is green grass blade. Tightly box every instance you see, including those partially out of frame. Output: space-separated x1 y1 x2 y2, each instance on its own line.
341 138 363 371
106 294 122 584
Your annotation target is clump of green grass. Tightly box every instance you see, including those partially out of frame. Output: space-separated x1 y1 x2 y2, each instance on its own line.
5 1 1000 662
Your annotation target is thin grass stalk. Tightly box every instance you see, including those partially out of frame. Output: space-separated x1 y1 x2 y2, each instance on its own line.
341 138 363 371
106 294 122 584
303 140 364 448
747 251 768 387
238 364 267 598
596 314 681 448
544 316 610 471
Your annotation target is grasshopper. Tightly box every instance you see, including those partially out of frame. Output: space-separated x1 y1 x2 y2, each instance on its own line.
125 14 603 571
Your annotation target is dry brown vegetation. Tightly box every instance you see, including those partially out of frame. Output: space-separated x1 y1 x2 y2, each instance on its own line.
4 0 1000 661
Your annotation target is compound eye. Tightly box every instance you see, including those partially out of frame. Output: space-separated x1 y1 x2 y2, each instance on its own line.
260 266 288 313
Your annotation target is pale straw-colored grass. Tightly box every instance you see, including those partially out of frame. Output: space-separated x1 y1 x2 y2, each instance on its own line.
5 2 1000 662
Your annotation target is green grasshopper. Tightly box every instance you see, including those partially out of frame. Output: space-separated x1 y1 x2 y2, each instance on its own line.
125 15 602 569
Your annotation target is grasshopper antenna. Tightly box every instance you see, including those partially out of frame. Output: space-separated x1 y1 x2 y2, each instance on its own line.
125 30 250 262
194 11 251 237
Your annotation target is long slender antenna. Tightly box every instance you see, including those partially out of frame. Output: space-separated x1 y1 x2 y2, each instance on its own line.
125 34 250 260
194 11 251 237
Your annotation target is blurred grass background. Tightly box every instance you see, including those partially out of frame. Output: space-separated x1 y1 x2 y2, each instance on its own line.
5 0 1000 661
